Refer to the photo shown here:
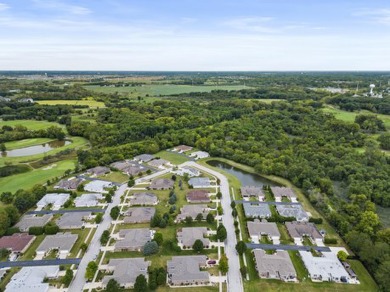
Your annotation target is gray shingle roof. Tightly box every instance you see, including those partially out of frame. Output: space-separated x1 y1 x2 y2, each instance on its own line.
176 205 209 221
285 221 322 240
167 256 209 284
188 177 211 188
129 192 158 206
36 232 78 253
150 178 174 190
271 187 297 199
123 207 156 223
56 212 91 229
16 214 53 232
133 154 154 162
177 227 210 248
247 220 280 238
115 228 152 251
253 249 296 280
103 258 151 287
243 203 272 218
241 186 265 198
276 204 308 221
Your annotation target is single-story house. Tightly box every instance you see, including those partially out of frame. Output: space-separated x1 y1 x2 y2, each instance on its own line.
189 151 209 160
150 178 174 190
276 204 309 222
56 212 91 229
36 193 70 211
54 177 83 191
271 187 297 202
110 161 145 176
285 221 323 245
86 166 110 177
186 190 210 203
174 166 201 177
102 258 151 289
299 251 351 283
241 186 265 201
123 207 156 223
74 193 103 207
16 214 53 232
243 203 272 219
167 255 210 286
148 159 171 169
84 180 113 193
36 232 78 259
0 233 35 254
5 266 59 292
133 154 154 163
177 227 210 249
172 145 193 153
247 219 280 244
188 177 211 188
129 192 158 206
253 249 297 282
176 205 209 222
115 228 153 252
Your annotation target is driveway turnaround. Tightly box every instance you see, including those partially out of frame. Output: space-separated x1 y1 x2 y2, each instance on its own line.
0 258 81 268
182 161 244 292
27 208 106 215
246 243 331 252
68 183 127 292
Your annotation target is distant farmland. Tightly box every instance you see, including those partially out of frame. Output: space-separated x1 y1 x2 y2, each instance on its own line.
36 100 105 108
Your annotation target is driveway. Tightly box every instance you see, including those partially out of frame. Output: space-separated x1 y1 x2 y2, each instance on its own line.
246 243 331 252
182 161 243 292
68 183 127 292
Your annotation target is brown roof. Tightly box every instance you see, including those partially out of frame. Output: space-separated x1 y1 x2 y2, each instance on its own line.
285 222 322 240
150 178 174 190
187 190 210 203
0 233 35 252
270 187 297 199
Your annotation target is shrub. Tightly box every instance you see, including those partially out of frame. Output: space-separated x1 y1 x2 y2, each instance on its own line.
29 226 44 235
143 241 159 256
324 237 337 244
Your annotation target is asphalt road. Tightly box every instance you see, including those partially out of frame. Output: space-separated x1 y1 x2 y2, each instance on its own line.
246 243 331 252
27 208 106 215
0 258 81 268
68 183 127 292
183 161 243 292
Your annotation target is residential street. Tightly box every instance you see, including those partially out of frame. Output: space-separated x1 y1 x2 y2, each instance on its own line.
68 183 127 292
182 161 244 292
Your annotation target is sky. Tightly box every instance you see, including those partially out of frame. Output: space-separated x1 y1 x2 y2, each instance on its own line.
0 0 389 71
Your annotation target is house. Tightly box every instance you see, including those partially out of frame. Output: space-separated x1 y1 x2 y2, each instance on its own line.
243 203 272 219
54 177 83 191
0 233 35 254
167 255 210 286
148 159 171 169
177 227 210 249
36 193 70 210
115 228 153 252
86 166 110 177
247 219 280 244
133 154 154 163
271 187 297 202
16 214 53 232
276 204 309 222
74 193 103 207
189 151 209 160
285 222 323 245
241 186 265 201
173 145 193 153
253 249 297 282
102 258 151 289
174 166 201 177
0 96 11 102
176 205 209 222
299 251 351 283
123 207 156 223
186 190 210 203
110 161 145 176
5 266 59 292
56 212 91 229
18 98 34 103
36 232 78 259
188 177 211 188
150 178 174 190
84 180 113 193
129 192 158 206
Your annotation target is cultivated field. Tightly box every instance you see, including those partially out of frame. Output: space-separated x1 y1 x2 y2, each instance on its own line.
36 99 105 108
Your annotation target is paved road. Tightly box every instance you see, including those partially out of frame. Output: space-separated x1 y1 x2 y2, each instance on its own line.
182 162 243 292
69 183 127 292
236 200 300 206
246 243 331 252
27 208 106 215
0 258 81 268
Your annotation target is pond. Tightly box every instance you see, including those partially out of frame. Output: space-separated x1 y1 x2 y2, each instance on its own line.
207 160 280 187
2 140 72 157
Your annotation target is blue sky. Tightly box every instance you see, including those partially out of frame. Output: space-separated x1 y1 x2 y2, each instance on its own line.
0 0 389 70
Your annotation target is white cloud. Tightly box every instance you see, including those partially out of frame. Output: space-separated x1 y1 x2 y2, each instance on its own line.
223 17 277 33
0 3 9 11
32 0 91 15
354 8 390 26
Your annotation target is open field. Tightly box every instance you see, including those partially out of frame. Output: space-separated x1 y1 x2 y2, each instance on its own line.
155 150 191 165
4 138 53 150
84 84 250 97
0 159 76 193
36 99 105 108
0 120 65 130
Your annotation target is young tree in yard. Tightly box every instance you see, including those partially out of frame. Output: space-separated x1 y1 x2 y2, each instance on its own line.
134 274 148 292
143 241 159 256
100 230 110 245
62 268 73 286
106 279 121 292
85 261 98 280
196 213 203 222
216 192 222 199
95 213 103 224
110 206 120 220
230 201 236 208
185 216 193 224
232 208 238 218
240 266 247 278
337 250 348 261
105 194 112 203
153 232 163 246
235 241 247 255
80 243 88 252
193 239 204 253
217 224 227 241
156 268 166 285
219 254 229 274
128 178 135 187
206 213 215 224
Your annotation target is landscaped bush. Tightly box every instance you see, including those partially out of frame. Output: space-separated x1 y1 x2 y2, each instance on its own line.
29 226 44 235
324 237 337 244
143 241 159 256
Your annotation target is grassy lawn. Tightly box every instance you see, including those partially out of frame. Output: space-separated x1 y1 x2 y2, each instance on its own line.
99 171 128 183
20 235 45 260
67 228 92 257
0 119 65 130
0 159 76 193
36 99 105 108
4 138 54 150
155 150 190 165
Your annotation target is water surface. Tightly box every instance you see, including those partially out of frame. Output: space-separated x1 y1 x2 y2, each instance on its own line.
2 140 71 157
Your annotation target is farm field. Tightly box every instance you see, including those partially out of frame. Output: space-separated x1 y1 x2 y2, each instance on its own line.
36 99 105 108
0 119 65 130
0 159 76 193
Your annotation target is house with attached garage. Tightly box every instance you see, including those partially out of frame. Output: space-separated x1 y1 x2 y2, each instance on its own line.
177 227 210 249
243 202 272 219
188 177 211 188
84 180 113 193
176 204 209 222
167 255 210 286
15 214 53 232
123 207 156 223
247 219 280 244
54 177 83 191
56 212 92 229
189 151 209 160
285 221 323 245
74 193 103 207
36 193 70 211
36 232 78 259
276 204 309 222
129 192 158 206
114 228 154 252
150 178 174 190
133 154 154 163
241 186 265 201
186 190 210 203
271 187 297 202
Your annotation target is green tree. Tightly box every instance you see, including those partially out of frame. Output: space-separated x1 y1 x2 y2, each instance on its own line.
95 213 103 224
0 143 6 152
216 192 222 199
0 192 13 204
100 230 110 245
195 213 203 222
4 205 20 225
143 241 159 255
206 213 215 224
110 206 120 220
62 268 73 287
0 209 10 236
230 201 236 208
80 243 88 252
337 250 348 261
44 222 59 235
219 254 229 274
85 261 98 280
235 241 247 255
217 224 227 241
106 278 121 292
105 194 112 203
193 239 204 252
134 274 148 292
153 232 163 246
128 178 135 187
185 216 193 224
375 261 390 291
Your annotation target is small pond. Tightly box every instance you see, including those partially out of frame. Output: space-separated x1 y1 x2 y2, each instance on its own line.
2 140 72 157
207 160 280 187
